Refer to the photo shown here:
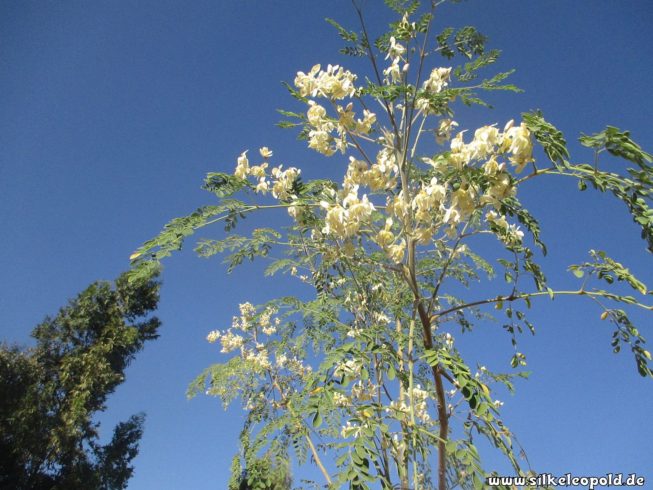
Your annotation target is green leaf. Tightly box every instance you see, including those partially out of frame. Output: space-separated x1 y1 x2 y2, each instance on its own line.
387 363 396 381
522 110 570 168
312 410 322 428
203 172 251 198
325 18 358 43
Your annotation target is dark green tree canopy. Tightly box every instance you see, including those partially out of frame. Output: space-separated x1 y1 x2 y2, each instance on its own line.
0 271 160 490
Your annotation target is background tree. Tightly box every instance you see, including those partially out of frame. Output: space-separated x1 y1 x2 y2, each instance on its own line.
0 271 160 490
228 452 292 490
129 1 652 489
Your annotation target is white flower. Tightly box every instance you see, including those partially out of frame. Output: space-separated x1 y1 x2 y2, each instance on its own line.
334 358 362 378
243 347 271 370
355 110 376 134
306 100 326 126
261 325 277 335
383 57 402 83
259 147 273 159
423 67 451 94
470 125 499 160
234 150 249 179
386 36 406 59
503 122 533 172
341 420 362 438
387 239 406 264
248 163 267 178
220 331 244 353
239 302 255 319
258 307 275 328
294 64 321 97
308 129 335 156
271 166 301 199
206 330 221 343
351 380 375 401
276 354 287 367
255 177 269 194
295 64 357 100
482 158 503 176
436 119 458 145
449 131 472 168
486 210 524 245
333 392 349 407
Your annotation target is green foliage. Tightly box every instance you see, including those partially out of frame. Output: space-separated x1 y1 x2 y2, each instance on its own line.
384 0 420 15
522 110 570 167
196 228 281 273
204 172 252 198
570 250 647 294
230 454 292 490
437 26 486 60
454 49 500 81
580 126 653 169
568 250 652 377
128 200 255 282
0 270 161 489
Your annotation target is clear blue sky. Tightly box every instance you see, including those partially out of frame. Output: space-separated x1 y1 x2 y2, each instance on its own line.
1 1 652 488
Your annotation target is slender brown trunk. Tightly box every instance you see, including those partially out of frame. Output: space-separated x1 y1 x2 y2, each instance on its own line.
417 301 448 490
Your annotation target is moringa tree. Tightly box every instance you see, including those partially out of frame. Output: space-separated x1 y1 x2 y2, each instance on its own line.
129 1 652 488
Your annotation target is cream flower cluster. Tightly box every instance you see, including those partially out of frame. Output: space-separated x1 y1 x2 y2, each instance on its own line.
275 353 311 377
206 330 220 344
333 358 363 378
416 67 452 113
448 120 534 172
374 217 405 263
423 67 452 94
229 301 256 331
486 210 524 246
436 118 459 145
343 147 398 192
481 158 515 208
219 330 245 353
233 148 301 199
242 344 272 370
351 380 376 402
412 177 447 237
270 166 300 200
332 391 349 407
294 64 357 100
383 36 410 84
312 121 531 259
321 187 375 240
207 303 283 366
304 100 376 156
341 420 363 438
337 103 377 135
258 307 279 336
306 101 339 156
386 385 432 424
206 303 315 378
386 176 470 244
502 120 534 170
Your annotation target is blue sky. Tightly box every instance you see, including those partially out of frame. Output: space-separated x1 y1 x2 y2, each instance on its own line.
1 1 652 488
